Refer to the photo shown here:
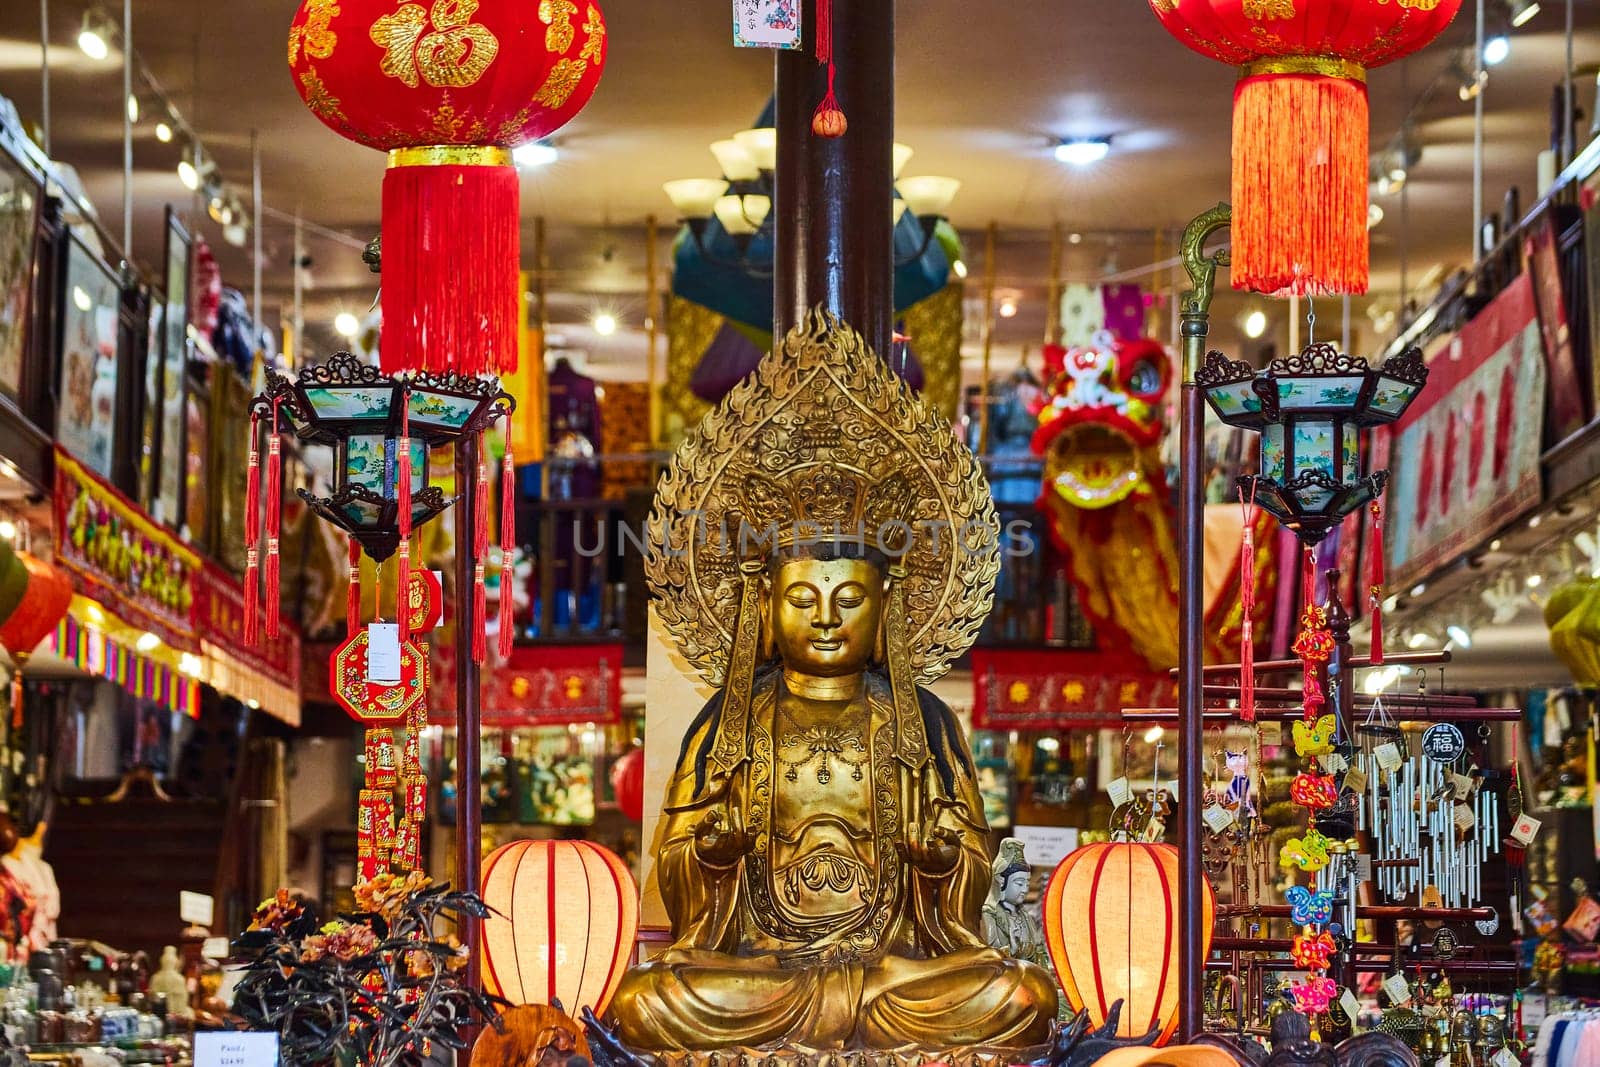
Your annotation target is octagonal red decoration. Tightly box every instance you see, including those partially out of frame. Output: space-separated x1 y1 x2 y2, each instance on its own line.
330 630 429 723
287 0 607 376
1149 0 1460 296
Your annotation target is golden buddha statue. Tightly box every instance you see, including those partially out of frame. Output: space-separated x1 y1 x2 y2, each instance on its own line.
607 312 1057 1055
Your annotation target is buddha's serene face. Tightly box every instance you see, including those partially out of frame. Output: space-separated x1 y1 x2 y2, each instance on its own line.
770 557 884 678
1002 871 1030 906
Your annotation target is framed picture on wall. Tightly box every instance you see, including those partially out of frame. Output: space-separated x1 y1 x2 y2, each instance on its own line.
0 141 42 401
155 209 190 528
56 231 121 478
139 293 164 507
183 377 209 545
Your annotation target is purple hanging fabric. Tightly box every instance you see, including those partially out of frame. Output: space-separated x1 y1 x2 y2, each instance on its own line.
1101 283 1146 342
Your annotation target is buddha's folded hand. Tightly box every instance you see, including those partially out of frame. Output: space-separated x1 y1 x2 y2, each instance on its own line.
693 811 752 869
903 824 960 876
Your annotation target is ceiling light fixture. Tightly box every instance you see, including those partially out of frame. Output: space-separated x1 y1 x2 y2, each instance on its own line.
1143 725 1164 743
952 259 969 279
998 298 1019 319
1243 309 1267 339
1068 232 1083 244
77 9 113 60
1054 138 1111 166
334 312 360 338
1527 573 1543 588
592 312 618 337
1446 624 1472 649
0 522 15 541
1483 34 1510 66
136 631 162 653
1368 202 1385 229
513 141 558 169
176 159 200 191
126 95 139 123
1407 631 1433 649
155 121 173 143
1509 0 1540 27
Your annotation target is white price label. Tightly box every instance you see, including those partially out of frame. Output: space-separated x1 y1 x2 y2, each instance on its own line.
1381 973 1412 1006
1453 804 1477 832
1511 814 1542 844
1452 773 1475 800
366 623 401 683
1374 742 1404 774
1203 805 1236 832
195 1032 279 1067
1107 777 1132 807
1492 1049 1520 1067
1339 988 1363 1029
1355 854 1373 882
1320 752 1349 774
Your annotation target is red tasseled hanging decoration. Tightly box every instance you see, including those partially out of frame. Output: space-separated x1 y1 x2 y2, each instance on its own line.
472 432 489 664
1368 500 1386 664
397 392 413 644
810 0 847 138
10 670 23 731
380 156 521 376
244 411 262 646
1238 485 1258 723
347 536 362 636
498 444 516 660
264 400 283 639
1231 70 1370 296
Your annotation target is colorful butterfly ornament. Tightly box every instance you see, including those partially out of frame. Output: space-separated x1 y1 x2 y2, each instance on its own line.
1289 976 1339 1014
1290 772 1340 810
1291 931 1338 970
1285 885 1335 925
1278 830 1332 872
1292 714 1337 757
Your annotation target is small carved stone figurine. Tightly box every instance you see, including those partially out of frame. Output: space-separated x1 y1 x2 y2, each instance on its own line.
982 838 1048 966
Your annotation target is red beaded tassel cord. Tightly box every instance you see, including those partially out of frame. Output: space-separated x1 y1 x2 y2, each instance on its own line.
264 399 283 639
472 431 490 664
1367 500 1386 665
347 536 362 636
498 442 516 660
396 391 413 644
810 0 846 136
243 410 262 645
1238 484 1258 723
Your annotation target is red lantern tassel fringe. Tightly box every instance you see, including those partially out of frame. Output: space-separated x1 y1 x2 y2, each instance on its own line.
265 401 283 639
1368 500 1386 664
1238 486 1258 723
347 536 362 636
810 0 846 137
498 445 516 659
472 432 489 664
244 411 261 646
397 394 413 644
380 158 521 377
1231 71 1370 297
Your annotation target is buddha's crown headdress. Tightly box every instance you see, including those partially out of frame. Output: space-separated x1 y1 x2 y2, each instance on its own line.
735 465 916 559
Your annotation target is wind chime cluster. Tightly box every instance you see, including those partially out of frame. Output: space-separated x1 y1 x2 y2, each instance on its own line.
243 355 515 880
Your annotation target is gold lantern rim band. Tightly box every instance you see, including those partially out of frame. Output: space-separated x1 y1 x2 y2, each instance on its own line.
387 145 515 169
1239 56 1367 82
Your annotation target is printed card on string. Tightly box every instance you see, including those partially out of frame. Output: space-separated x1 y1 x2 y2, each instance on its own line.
1203 804 1236 832
1380 973 1411 1006
1374 742 1403 774
1107 776 1132 807
1339 988 1363 1031
732 0 803 48
1511 814 1542 844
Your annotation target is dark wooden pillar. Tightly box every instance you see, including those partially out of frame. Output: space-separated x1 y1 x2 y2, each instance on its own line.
773 0 895 360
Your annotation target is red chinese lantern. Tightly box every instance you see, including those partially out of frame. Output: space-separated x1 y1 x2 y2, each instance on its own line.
1043 842 1215 1045
1148 0 1460 296
480 839 639 1015
287 0 607 375
0 554 73 728
609 746 643 822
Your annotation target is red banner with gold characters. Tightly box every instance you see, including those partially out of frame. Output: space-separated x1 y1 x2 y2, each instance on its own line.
432 642 621 726
194 562 301 695
54 448 198 650
971 648 1175 731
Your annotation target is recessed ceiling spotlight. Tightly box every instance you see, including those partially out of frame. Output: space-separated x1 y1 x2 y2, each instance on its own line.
77 10 113 60
1509 0 1540 28
334 312 360 338
1243 309 1267 339
592 312 618 336
513 141 558 169
1483 34 1510 66
951 259 969 279
1054 138 1111 167
997 298 1019 319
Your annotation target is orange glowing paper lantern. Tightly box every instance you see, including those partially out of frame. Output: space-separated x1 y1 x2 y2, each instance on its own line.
480 839 639 1015
1043 842 1215 1045
1148 0 1460 296
287 0 607 376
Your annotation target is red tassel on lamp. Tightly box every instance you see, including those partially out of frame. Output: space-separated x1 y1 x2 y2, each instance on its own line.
498 445 516 659
1368 500 1386 664
244 411 262 646
347 536 362 636
396 393 413 643
264 400 283 639
1147 0 1462 297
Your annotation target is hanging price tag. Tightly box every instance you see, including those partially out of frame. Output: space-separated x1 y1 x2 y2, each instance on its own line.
1374 742 1403 773
1343 766 1367 795
1339 988 1363 1030
367 623 401 683
1453 804 1477 832
1451 773 1475 800
1203 805 1236 832
1355 854 1373 882
1143 817 1165 842
1320 752 1348 774
731 0 803 49
1381 973 1412 1006
1511 814 1542 844
1107 777 1132 807
1492 1049 1520 1067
